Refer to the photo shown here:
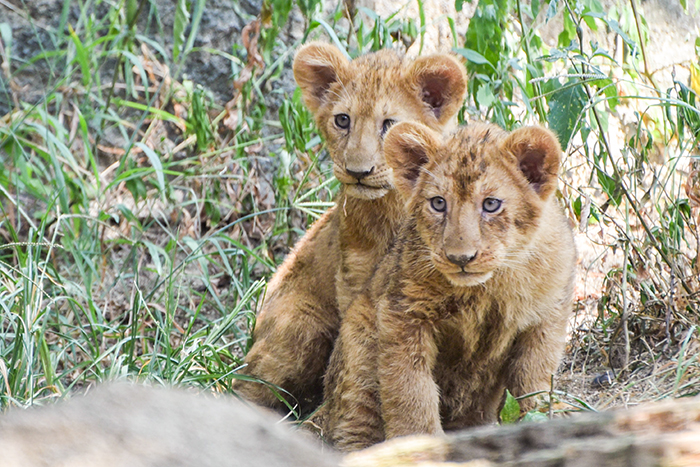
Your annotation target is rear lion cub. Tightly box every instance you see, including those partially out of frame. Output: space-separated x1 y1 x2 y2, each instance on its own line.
321 122 576 451
233 43 467 415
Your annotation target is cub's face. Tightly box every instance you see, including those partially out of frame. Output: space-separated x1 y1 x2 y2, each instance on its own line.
384 122 562 287
293 43 467 200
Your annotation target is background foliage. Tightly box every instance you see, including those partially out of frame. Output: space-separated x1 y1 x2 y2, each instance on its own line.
0 0 698 414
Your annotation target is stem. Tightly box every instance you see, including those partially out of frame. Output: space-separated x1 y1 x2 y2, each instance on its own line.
548 374 554 420
515 0 547 122
666 270 674 350
629 0 660 93
620 240 630 370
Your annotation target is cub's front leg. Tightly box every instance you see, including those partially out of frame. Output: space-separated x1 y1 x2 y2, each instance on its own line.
504 314 569 413
321 293 384 451
377 306 442 439
233 207 341 415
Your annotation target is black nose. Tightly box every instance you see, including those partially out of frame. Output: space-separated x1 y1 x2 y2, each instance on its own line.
446 253 477 269
346 166 374 181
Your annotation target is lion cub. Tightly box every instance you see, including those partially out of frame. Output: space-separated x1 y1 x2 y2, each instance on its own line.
233 43 467 414
321 122 576 450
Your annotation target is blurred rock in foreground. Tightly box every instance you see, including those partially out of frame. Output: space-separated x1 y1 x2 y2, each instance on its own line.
0 383 338 467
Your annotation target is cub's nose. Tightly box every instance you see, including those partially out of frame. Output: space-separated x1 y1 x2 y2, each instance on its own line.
446 253 477 269
345 166 375 181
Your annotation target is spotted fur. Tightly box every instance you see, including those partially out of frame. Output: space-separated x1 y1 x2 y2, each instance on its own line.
233 43 467 415
320 122 576 451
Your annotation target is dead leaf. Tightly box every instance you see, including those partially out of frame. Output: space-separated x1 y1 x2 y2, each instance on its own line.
244 141 264 155
233 19 264 93
684 169 700 207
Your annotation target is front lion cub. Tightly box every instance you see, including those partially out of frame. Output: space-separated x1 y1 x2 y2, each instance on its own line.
233 43 467 414
321 122 576 451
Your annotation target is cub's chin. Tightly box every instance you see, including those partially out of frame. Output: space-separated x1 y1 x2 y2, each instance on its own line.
442 269 494 288
345 184 390 200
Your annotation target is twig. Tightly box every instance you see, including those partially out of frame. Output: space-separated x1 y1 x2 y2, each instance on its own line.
629 0 660 93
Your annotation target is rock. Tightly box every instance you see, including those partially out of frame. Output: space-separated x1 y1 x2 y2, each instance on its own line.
342 395 700 467
0 382 339 467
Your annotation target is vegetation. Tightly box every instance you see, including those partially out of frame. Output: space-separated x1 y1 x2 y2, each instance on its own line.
0 0 698 417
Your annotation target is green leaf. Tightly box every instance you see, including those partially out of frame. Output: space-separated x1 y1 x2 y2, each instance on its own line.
547 80 587 149
597 168 622 206
135 143 165 194
454 48 495 68
476 84 496 108
417 0 426 54
557 13 576 48
126 0 140 25
500 390 520 424
115 204 142 230
189 86 214 151
594 77 619 111
522 411 548 422
607 20 635 49
144 240 165 276
125 177 148 205
677 82 700 137
463 0 511 77
546 0 559 22
0 23 12 70
173 0 191 62
184 0 206 59
68 25 91 87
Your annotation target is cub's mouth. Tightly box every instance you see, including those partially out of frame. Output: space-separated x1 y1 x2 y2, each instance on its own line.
345 183 391 200
445 270 494 287
432 257 494 287
334 165 393 200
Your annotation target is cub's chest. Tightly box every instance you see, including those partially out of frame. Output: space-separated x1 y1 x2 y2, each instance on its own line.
433 298 519 367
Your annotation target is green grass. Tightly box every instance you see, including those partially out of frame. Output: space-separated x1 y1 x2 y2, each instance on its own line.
0 0 699 412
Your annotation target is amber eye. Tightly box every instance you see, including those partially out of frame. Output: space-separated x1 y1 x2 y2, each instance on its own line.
430 196 447 212
381 118 397 136
334 114 351 129
482 198 502 213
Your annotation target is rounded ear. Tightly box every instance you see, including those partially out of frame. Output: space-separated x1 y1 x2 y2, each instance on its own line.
384 122 442 199
503 126 562 199
292 42 349 113
406 54 467 125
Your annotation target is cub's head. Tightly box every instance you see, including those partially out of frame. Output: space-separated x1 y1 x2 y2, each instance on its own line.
384 122 562 287
293 42 467 200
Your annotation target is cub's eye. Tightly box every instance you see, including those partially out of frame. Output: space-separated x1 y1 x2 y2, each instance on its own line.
430 196 447 213
381 118 397 136
482 198 502 213
334 114 351 129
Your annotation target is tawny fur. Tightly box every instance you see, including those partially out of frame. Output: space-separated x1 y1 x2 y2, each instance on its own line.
320 122 577 451
232 43 467 414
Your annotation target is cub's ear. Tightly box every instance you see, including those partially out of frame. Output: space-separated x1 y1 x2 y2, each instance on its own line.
406 54 467 126
293 42 349 112
504 126 562 199
384 122 441 198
